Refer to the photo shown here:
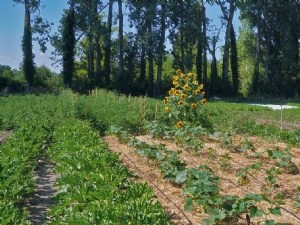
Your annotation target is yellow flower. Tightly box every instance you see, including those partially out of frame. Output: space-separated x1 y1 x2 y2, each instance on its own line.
193 80 199 85
176 121 184 129
180 73 186 79
191 103 197 109
178 100 184 106
176 69 181 75
198 84 204 90
175 89 180 95
164 107 170 112
168 88 175 95
195 89 201 95
200 98 207 105
187 72 193 77
183 84 189 91
173 80 179 87
181 93 186 99
201 91 205 96
173 75 179 81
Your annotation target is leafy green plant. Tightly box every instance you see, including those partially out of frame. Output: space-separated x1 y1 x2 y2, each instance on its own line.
48 120 171 224
236 162 262 186
219 153 233 172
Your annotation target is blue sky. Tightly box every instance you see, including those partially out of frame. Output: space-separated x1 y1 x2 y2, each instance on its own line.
0 0 68 72
0 1 240 73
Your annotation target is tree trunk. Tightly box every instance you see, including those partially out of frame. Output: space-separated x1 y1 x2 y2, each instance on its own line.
264 32 271 83
140 40 146 93
230 26 239 96
88 34 95 87
23 0 35 88
219 0 235 93
95 36 102 87
147 24 154 97
156 3 166 97
253 7 261 95
118 0 124 92
202 4 207 86
196 0 203 82
104 0 113 86
210 36 218 95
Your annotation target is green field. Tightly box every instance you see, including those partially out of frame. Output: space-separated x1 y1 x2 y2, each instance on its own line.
0 91 300 224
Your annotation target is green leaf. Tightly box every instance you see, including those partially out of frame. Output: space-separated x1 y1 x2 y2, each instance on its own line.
243 193 264 202
268 207 281 215
264 220 276 225
210 208 226 220
249 206 264 218
175 170 187 184
184 197 193 211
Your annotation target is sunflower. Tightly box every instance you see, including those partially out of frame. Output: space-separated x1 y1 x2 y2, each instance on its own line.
195 89 201 95
173 75 179 81
168 88 175 95
180 73 186 79
175 89 180 95
198 84 204 90
180 93 186 99
193 80 199 85
164 107 170 112
173 80 179 87
176 69 181 75
183 84 189 91
200 98 207 105
176 121 184 129
178 100 184 106
187 72 193 77
191 103 197 109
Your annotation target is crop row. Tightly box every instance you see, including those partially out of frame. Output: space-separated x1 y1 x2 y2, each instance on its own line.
0 122 51 224
47 119 170 224
110 127 284 225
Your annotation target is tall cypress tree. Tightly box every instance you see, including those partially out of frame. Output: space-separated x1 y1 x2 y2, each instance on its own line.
62 0 75 88
22 0 35 88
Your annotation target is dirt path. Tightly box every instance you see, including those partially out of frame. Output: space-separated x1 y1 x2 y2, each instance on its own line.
26 157 58 225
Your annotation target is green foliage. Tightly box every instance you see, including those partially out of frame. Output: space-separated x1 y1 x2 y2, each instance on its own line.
48 119 170 224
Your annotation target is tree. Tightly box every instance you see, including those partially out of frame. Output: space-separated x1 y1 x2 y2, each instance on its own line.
239 0 299 97
118 0 124 92
16 0 38 88
230 26 239 95
216 0 236 93
62 0 75 88
14 0 51 89
156 2 166 97
104 0 114 86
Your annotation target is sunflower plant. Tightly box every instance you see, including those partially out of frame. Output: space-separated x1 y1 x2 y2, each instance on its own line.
163 69 206 129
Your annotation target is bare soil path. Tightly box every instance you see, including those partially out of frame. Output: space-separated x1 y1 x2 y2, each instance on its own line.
26 156 58 225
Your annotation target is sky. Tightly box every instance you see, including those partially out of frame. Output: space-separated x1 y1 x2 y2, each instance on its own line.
0 0 68 73
0 0 240 73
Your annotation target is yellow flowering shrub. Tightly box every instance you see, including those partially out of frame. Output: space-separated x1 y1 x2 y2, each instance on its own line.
163 69 206 129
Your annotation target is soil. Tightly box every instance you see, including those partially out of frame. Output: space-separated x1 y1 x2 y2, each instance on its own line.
104 134 300 225
26 157 58 225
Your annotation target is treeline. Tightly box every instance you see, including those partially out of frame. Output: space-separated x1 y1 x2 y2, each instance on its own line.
3 0 300 98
